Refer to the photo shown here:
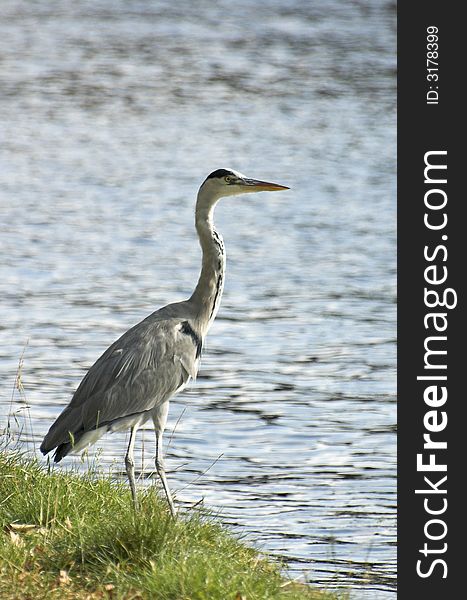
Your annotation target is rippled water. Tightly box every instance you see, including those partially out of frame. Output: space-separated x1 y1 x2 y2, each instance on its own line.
0 1 396 597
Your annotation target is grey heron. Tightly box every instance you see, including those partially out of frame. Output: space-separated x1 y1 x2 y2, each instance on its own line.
40 168 289 516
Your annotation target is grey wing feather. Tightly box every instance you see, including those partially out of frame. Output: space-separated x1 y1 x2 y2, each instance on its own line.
40 313 201 452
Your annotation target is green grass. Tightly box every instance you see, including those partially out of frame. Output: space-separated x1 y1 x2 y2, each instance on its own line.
0 451 343 600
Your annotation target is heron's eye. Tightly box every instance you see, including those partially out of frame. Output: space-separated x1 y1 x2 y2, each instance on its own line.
224 176 232 183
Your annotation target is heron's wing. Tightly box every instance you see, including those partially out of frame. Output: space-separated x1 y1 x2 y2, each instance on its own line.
41 316 201 450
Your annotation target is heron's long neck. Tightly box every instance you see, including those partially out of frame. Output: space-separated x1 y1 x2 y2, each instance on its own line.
189 196 226 334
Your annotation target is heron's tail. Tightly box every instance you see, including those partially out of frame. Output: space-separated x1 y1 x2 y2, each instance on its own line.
40 438 75 463
41 420 107 463
52 441 73 463
39 404 84 462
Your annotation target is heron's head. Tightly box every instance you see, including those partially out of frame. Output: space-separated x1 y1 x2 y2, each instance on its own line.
200 168 289 200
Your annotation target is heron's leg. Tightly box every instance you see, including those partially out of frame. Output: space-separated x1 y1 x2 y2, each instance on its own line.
155 430 176 518
152 401 176 517
125 424 139 509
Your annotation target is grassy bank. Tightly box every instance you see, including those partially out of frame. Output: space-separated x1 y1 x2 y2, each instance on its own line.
0 452 342 599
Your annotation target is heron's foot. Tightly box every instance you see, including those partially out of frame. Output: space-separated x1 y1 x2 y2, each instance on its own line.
125 453 139 510
131 494 140 511
159 485 177 518
128 476 139 511
155 460 177 518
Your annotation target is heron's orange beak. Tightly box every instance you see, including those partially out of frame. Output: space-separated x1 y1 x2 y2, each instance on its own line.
242 178 290 192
